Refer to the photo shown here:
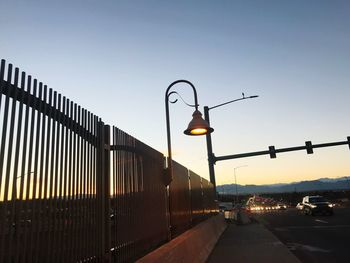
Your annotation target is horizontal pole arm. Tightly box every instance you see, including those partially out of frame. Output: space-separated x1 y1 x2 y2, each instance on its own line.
208 95 258 111
213 137 350 162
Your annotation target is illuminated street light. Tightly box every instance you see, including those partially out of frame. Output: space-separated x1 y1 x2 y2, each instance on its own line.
184 109 213 135
165 80 213 185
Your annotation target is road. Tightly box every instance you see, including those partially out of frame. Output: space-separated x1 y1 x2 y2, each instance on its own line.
252 207 350 263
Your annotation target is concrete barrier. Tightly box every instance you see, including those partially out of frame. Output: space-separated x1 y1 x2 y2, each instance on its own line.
224 209 251 225
136 215 227 263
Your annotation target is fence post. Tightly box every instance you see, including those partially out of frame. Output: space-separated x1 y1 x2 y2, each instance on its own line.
97 122 111 262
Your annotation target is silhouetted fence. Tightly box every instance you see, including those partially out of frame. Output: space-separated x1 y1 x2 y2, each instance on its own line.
169 162 216 237
0 59 218 262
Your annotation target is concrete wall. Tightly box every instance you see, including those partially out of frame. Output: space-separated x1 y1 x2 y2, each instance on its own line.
136 215 227 263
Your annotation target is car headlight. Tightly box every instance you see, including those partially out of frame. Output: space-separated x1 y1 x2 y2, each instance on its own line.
328 204 334 208
310 204 317 208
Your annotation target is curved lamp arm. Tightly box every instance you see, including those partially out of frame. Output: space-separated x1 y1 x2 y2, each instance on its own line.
164 80 212 186
166 80 199 110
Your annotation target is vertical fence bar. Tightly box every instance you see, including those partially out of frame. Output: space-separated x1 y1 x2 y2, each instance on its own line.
76 105 82 260
35 82 46 262
96 120 104 262
61 96 69 261
119 128 123 261
114 126 119 260
7 67 19 261
70 102 77 261
0 59 6 262
44 87 52 260
123 131 129 262
0 63 13 262
88 114 93 259
57 95 66 262
113 129 119 261
90 114 95 260
75 104 81 261
83 109 89 260
104 125 111 262
48 90 57 262
67 100 74 260
23 76 35 262
51 93 59 263
0 59 5 107
78 110 83 260
111 127 115 260
41 86 52 261
14 71 27 263
85 111 92 259
80 107 85 259
84 111 88 260
92 116 99 260
35 83 44 261
119 128 125 262
29 79 40 261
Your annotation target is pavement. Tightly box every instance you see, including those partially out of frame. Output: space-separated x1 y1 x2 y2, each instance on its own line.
207 215 301 263
252 207 350 263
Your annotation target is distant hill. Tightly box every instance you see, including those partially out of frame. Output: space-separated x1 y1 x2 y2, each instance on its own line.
217 177 350 195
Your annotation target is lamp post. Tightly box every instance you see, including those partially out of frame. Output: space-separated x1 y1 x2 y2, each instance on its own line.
165 80 214 186
234 165 248 204
204 94 258 191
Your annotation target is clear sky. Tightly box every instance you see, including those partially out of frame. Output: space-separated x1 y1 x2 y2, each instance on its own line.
1 0 349 186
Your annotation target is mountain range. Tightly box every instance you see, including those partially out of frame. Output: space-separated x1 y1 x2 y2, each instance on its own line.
217 177 350 195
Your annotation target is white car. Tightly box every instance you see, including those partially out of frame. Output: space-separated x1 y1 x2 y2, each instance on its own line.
296 203 304 210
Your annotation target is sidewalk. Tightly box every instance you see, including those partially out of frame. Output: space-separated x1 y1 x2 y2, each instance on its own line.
207 219 301 263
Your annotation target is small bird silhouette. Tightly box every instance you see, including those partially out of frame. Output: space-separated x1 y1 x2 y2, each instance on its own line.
242 92 245 98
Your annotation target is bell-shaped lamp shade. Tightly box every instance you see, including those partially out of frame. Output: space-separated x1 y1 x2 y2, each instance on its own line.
184 110 214 136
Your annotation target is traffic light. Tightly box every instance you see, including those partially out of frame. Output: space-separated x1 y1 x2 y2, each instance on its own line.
269 146 276 158
305 141 313 154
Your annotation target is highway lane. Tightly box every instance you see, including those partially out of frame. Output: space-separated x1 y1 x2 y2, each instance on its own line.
252 207 350 263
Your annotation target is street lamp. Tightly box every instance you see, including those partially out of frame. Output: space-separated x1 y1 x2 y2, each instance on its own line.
204 93 259 190
165 80 214 185
234 165 248 204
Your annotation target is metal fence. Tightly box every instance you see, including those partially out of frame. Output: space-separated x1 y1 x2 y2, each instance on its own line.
169 161 192 237
169 162 217 238
0 59 102 262
0 59 218 263
109 126 169 262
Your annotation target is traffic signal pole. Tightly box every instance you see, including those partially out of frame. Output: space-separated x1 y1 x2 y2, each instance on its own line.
213 137 350 163
204 106 216 189
204 94 259 192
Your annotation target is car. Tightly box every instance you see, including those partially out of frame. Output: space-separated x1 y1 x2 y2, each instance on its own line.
276 203 287 210
219 202 233 212
296 203 304 210
219 205 227 212
301 195 333 216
